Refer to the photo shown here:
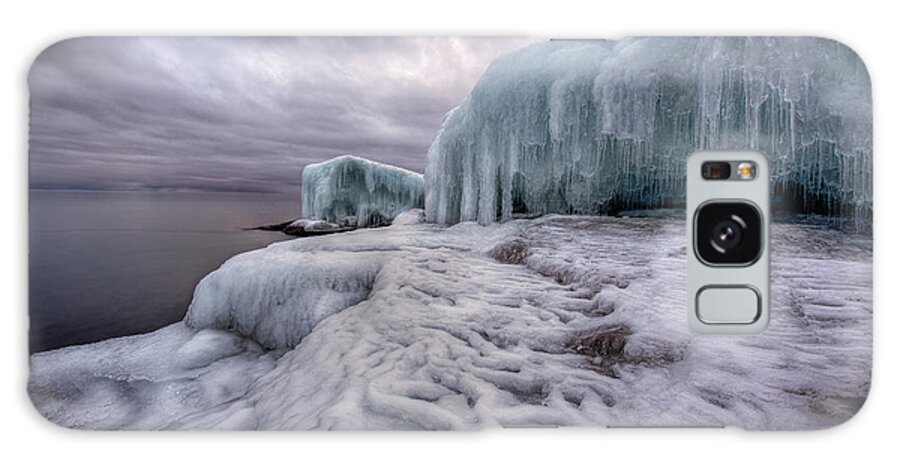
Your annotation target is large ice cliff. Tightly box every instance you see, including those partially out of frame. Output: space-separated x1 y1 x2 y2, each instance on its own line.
302 155 425 228
425 38 872 229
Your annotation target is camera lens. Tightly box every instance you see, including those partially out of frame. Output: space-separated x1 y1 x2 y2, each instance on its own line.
695 202 762 266
710 218 743 251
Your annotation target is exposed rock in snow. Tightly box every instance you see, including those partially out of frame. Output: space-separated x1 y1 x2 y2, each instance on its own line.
425 38 872 229
29 217 871 430
282 218 348 236
302 155 425 228
250 218 353 237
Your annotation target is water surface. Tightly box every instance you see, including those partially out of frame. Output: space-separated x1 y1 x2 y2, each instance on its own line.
29 190 298 353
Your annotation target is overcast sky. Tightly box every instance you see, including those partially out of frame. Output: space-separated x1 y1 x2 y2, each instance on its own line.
29 37 534 195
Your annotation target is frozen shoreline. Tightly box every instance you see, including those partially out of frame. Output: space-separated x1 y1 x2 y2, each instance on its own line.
29 216 871 430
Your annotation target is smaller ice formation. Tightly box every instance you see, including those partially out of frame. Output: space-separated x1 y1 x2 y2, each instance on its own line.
302 155 425 228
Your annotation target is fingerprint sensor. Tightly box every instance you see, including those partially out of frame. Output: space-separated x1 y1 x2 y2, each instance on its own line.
696 286 761 324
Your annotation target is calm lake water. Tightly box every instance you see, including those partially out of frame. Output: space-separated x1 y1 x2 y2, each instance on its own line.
29 190 299 353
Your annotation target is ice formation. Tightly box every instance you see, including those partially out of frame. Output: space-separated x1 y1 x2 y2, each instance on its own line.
425 38 872 229
302 155 425 228
185 231 384 349
30 217 871 430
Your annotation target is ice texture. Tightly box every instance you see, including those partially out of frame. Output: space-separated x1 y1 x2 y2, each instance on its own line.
30 217 871 430
28 323 279 430
302 155 425 228
425 38 872 230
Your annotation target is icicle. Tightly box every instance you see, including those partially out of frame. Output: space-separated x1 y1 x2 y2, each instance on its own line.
424 38 871 231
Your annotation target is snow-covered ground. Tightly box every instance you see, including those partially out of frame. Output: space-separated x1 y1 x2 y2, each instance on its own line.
29 215 871 430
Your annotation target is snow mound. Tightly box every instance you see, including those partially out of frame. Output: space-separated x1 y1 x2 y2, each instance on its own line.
425 38 872 230
31 217 871 430
302 155 425 228
391 208 426 226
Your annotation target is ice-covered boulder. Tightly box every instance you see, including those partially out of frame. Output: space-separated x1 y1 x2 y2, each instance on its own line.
185 241 384 349
425 38 872 229
302 155 425 228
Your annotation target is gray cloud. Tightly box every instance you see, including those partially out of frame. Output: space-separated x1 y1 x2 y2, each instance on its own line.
29 37 536 194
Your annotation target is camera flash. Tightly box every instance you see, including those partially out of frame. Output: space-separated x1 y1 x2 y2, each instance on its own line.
737 162 756 180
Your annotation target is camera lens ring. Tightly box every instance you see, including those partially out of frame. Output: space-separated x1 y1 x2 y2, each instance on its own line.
693 201 762 266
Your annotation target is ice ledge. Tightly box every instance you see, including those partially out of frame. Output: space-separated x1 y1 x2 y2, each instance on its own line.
184 212 432 349
185 243 384 349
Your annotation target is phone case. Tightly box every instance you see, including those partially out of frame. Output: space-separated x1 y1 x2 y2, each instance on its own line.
28 37 872 430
